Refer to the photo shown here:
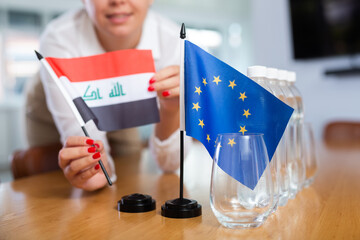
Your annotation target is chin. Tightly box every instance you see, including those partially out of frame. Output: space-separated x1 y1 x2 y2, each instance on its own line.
108 27 134 38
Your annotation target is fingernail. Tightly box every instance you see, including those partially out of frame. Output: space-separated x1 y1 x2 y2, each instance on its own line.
148 85 155 92
88 147 96 153
162 90 170 97
86 139 94 145
94 143 100 149
149 78 156 84
95 164 100 170
92 152 101 159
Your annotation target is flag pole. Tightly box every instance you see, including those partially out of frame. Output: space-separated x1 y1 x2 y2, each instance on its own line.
160 24 201 218
35 50 112 186
179 23 186 200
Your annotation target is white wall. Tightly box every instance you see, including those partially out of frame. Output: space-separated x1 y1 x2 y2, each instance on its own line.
152 0 253 72
251 0 360 139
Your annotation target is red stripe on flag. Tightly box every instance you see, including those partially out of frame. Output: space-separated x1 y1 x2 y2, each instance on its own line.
46 49 155 82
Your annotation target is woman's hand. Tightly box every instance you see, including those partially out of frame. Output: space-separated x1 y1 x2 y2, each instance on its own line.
58 136 110 191
148 65 180 140
148 65 180 113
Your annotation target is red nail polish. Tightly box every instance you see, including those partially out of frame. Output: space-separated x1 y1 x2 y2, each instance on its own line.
162 90 170 97
94 143 100 149
95 164 100 170
86 139 94 145
148 86 155 92
149 78 156 84
92 152 101 159
88 147 96 153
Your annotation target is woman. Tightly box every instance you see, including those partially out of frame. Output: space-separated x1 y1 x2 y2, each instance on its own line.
37 0 185 191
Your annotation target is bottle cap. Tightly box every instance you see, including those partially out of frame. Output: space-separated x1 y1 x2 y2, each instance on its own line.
266 68 278 79
277 70 288 81
118 193 156 213
288 71 296 82
247 66 267 78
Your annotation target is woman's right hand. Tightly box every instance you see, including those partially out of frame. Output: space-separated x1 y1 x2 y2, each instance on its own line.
58 136 110 191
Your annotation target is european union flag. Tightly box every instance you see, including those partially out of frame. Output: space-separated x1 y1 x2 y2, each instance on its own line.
184 40 293 188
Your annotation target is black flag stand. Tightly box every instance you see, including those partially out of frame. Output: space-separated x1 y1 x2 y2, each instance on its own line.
161 24 202 219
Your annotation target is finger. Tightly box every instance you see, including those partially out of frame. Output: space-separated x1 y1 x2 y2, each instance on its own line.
159 86 179 99
93 140 104 152
72 163 101 186
64 152 102 177
153 65 179 82
58 146 98 169
64 136 95 148
152 75 179 92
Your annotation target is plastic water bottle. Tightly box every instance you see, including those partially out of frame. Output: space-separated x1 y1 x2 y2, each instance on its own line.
248 66 280 212
286 71 306 191
264 68 290 206
277 70 304 198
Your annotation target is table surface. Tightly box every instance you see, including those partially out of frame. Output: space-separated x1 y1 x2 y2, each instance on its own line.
1 141 360 240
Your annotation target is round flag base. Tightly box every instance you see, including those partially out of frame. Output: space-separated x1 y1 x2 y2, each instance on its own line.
118 193 156 213
161 198 202 218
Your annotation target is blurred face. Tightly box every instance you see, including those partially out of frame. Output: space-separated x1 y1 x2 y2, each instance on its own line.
83 0 153 39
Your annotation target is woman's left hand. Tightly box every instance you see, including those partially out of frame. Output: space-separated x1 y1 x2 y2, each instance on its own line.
148 65 180 113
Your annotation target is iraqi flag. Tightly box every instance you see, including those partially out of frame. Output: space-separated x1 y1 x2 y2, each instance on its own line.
46 49 160 131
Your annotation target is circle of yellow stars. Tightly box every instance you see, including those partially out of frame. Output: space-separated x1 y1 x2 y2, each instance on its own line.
192 75 252 145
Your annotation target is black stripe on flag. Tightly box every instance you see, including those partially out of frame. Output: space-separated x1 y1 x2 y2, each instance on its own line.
73 97 98 124
73 97 160 131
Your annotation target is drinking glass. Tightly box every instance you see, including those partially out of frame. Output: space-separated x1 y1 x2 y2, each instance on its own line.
302 122 318 187
210 133 274 229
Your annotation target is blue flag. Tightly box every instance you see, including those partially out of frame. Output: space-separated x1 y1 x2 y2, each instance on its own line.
184 40 293 188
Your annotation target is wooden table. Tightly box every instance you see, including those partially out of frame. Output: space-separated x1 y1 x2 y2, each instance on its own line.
1 142 360 239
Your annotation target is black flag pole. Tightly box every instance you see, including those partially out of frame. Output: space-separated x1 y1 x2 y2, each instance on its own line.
179 23 186 200
161 23 202 218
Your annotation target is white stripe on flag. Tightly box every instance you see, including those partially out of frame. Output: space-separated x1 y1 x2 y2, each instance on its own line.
60 73 156 107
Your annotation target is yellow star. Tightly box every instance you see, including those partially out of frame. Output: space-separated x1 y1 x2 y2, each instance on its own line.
228 80 237 89
206 134 211 143
198 119 205 128
192 102 201 111
212 76 222 85
194 86 202 95
239 92 247 101
228 138 236 147
239 126 247 135
243 109 251 118
202 78 208 86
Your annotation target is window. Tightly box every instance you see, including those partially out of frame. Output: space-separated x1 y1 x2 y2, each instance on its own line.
187 27 223 54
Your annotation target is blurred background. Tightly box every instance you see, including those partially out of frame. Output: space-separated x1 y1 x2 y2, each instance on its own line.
0 0 359 182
